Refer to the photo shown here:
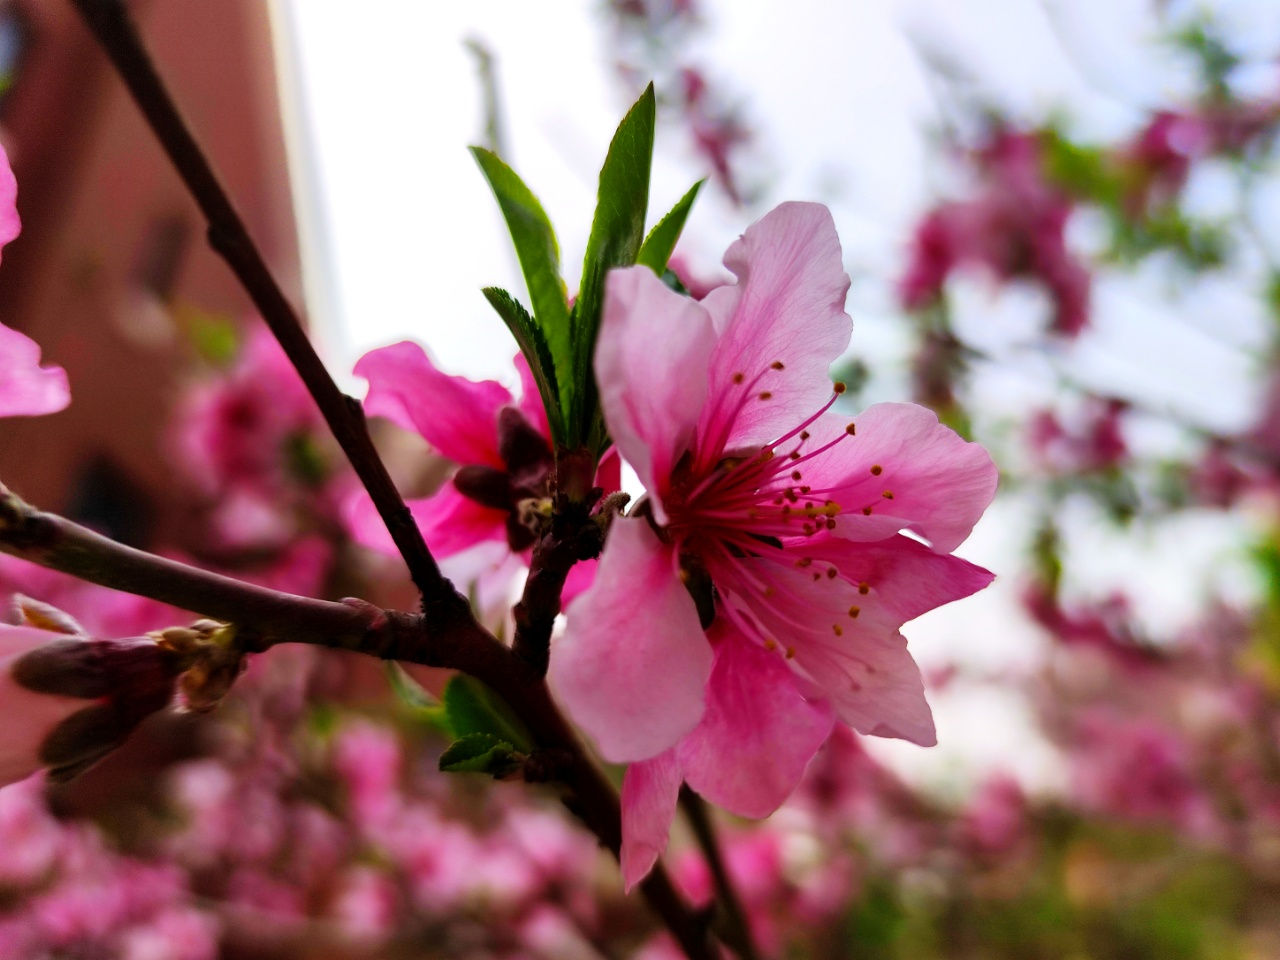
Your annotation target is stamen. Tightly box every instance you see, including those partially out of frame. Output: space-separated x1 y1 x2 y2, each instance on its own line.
858 582 870 595
832 624 844 636
870 464 882 475
758 391 773 401
848 606 860 618
882 490 894 499
770 361 785 370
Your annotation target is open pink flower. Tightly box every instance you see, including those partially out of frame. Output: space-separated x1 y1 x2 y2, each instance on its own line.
548 202 997 887
345 347 618 598
0 143 69 419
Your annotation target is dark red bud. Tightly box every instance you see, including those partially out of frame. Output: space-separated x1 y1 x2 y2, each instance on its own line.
453 465 513 511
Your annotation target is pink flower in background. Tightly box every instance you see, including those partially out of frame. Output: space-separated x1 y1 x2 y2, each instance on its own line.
345 346 618 597
0 143 70 419
900 131 1090 337
549 202 997 887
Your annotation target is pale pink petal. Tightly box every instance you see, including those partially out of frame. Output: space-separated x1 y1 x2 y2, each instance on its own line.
0 625 85 788
550 518 711 762
679 628 834 818
697 203 851 455
802 403 998 553
513 352 550 440
596 268 717 523
344 484 506 560
354 341 509 467
0 142 19 254
789 534 994 632
793 630 935 746
0 323 70 419
716 559 934 746
620 748 682 892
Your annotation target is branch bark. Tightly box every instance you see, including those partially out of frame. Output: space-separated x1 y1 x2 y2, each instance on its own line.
681 788 764 960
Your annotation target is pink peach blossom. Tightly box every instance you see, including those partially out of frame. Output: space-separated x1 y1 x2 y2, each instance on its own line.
550 202 997 887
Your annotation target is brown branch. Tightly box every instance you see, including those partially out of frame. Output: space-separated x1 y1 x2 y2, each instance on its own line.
680 788 765 960
67 0 449 609
0 480 717 959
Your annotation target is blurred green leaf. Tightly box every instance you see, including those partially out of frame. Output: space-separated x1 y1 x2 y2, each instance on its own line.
438 732 521 777
384 662 449 732
636 179 704 276
442 674 533 752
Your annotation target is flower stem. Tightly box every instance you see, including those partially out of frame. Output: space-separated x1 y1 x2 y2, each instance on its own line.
67 0 451 611
680 787 766 960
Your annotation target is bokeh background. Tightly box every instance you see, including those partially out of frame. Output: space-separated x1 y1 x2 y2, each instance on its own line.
1 0 1279 957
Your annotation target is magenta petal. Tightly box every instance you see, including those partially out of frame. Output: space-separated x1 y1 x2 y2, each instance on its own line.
679 629 834 818
0 323 70 419
805 403 998 553
344 484 507 559
698 203 852 453
792 534 995 631
354 341 509 467
0 142 19 256
596 267 717 523
620 749 682 892
560 558 597 605
550 518 711 763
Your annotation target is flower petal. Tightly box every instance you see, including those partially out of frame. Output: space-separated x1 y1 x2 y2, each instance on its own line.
0 323 70 419
698 203 851 456
550 517 711 762
354 342 509 467
620 748 683 892
344 484 507 559
716 559 935 746
803 403 998 553
789 534 994 632
0 625 85 788
0 142 19 255
513 352 550 440
596 268 717 523
679 627 834 818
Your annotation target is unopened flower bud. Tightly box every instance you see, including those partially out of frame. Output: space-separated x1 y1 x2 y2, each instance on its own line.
1 623 182 786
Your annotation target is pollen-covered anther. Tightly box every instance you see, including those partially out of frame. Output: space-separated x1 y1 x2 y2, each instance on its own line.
833 381 847 394
870 464 883 475
825 518 837 530
785 489 799 503
858 582 870 595
758 391 773 401
796 557 813 568
832 624 844 636
732 372 745 384
788 451 801 461
862 506 872 515
799 431 810 441
882 490 894 499
790 470 802 481
770 360 785 370
785 646 796 659
803 523 816 535
826 567 838 579
848 606 860 618
764 638 777 651
845 423 856 436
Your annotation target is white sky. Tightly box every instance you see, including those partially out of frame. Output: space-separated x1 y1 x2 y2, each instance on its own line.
274 0 1279 789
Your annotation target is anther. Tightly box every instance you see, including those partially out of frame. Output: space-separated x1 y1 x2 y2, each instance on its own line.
858 582 870 595
785 646 796 659
848 606 860 618
825 518 837 530
862 506 872 515
882 490 894 499
796 557 813 568
803 523 816 535
832 624 844 636
770 360 785 370
826 567 838 579
764 638 777 651
799 485 811 494
789 451 801 461
799 431 810 441
791 471 802 481
833 382 847 394
758 391 773 400
845 423 856 435
732 372 745 384
870 465 882 476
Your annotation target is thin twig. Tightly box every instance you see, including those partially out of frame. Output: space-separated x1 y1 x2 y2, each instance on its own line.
68 0 450 609
680 787 764 960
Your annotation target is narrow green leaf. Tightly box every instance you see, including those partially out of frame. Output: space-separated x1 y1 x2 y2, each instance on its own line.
439 732 520 776
470 147 574 410
570 83 657 447
482 287 563 445
637 179 704 275
442 675 533 752
383 662 449 732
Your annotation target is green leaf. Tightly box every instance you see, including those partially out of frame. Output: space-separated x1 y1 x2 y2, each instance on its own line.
637 179 704 275
482 287 563 445
439 732 521 776
570 83 657 448
470 147 574 408
383 662 449 732
442 675 533 752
